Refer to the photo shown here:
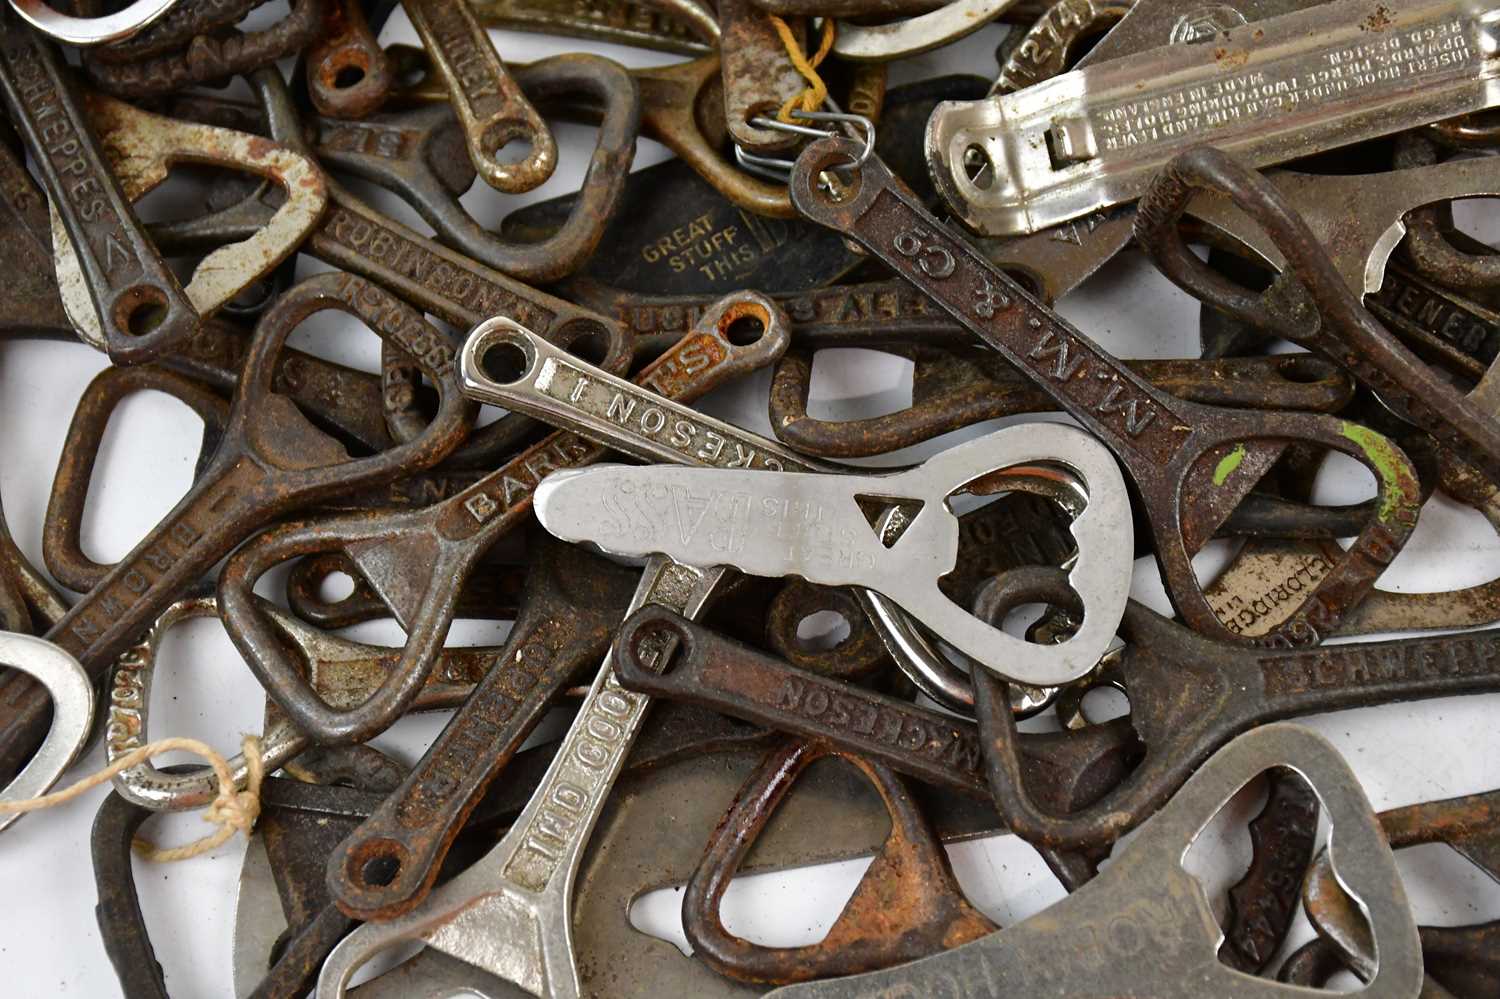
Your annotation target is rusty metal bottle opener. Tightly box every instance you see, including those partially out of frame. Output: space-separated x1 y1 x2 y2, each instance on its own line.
0 272 472 794
51 89 327 362
765 723 1423 999
1290 788 1500 997
316 302 798 996
790 138 1422 647
682 737 997 985
0 14 198 364
928 0 1500 235
976 600 1500 850
403 0 557 194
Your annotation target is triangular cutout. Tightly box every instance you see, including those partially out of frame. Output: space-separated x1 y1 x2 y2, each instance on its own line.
854 494 926 548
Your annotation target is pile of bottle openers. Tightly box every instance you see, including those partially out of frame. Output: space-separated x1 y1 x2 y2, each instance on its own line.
2 0 1500 994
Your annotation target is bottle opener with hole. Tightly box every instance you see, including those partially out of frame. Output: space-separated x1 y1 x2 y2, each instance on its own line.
974 600 1500 851
0 272 472 797
1286 789 1500 996
102 590 509 813
50 89 327 361
768 723 1423 999
928 0 1500 236
0 633 93 834
533 420 1132 686
790 137 1424 648
0 18 199 364
403 0 557 194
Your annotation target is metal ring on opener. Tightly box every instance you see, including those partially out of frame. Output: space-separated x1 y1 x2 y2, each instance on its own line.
861 467 1091 716
0 632 94 833
7 0 184 46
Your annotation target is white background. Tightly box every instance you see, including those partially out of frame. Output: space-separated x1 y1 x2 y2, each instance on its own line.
1 4 1499 996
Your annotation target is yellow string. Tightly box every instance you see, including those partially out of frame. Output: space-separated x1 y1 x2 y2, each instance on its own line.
0 735 263 861
770 16 837 122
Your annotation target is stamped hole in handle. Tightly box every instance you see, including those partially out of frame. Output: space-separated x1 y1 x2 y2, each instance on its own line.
720 301 771 346
347 838 410 889
493 136 536 167
1273 355 1332 384
794 610 851 653
800 145 865 205
334 65 367 89
625 614 690 678
476 341 531 385
115 286 170 337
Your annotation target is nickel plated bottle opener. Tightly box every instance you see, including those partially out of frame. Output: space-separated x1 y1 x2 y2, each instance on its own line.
927 0 1500 235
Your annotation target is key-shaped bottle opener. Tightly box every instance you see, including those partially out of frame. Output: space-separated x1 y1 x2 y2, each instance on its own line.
533 424 1132 686
928 0 1500 235
468 326 1134 688
790 137 1422 648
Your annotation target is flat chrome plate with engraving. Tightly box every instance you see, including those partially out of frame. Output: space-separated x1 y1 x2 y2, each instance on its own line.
532 424 1135 686
929 0 1500 235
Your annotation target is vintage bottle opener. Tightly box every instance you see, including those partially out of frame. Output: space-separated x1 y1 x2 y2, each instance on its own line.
928 0 1500 235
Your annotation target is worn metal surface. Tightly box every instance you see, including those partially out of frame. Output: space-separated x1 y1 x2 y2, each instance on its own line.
791 139 1422 647
769 348 1354 458
103 591 509 812
0 271 472 795
284 549 525 628
535 423 1132 686
682 738 996 985
1292 790 1500 998
329 54 639 282
147 65 635 468
765 724 1422 999
84 0 267 63
305 0 393 119
975 601 1500 850
405 0 558 193
315 535 635 921
1140 146 1500 483
83 0 327 99
718 0 807 154
994 0 1135 94
505 158 861 295
468 0 715 54
0 15 198 364
91 765 199 999
929 0 1500 236
611 605 1143 801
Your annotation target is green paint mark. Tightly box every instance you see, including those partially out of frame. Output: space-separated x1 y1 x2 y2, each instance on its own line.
1340 422 1413 523
1213 444 1247 486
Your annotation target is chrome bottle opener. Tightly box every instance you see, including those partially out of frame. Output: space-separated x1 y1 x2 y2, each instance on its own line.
0 632 92 834
467 325 1135 689
928 0 1500 235
532 423 1133 686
